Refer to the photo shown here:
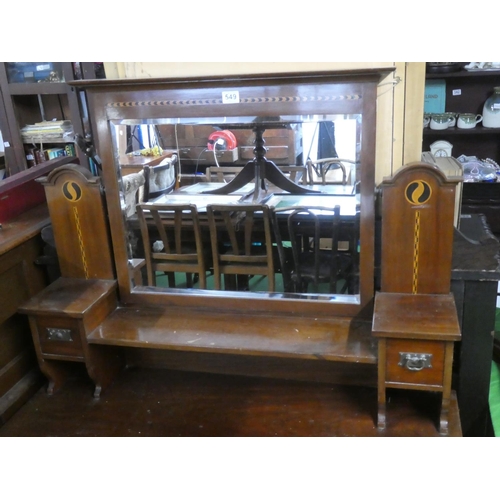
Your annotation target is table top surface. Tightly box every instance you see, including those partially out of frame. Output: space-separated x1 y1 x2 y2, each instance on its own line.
153 184 358 217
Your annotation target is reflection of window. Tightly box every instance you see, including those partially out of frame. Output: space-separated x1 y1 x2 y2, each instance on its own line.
125 125 163 153
303 118 357 162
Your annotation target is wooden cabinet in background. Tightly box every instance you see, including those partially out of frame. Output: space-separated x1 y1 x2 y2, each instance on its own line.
0 62 104 176
0 205 51 424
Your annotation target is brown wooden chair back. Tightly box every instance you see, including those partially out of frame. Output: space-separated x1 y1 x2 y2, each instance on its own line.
306 158 356 185
136 202 209 288
273 205 356 294
278 165 307 184
205 166 243 183
206 204 275 291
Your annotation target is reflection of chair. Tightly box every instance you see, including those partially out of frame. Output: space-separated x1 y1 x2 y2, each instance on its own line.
136 202 210 288
306 158 356 185
206 204 275 292
205 166 243 182
272 206 356 294
278 165 307 184
206 165 306 186
122 170 146 217
143 155 177 201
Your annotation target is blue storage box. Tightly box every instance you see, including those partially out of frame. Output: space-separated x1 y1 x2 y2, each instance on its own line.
6 63 55 83
424 79 446 114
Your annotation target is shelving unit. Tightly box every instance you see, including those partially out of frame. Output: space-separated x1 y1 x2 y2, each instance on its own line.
423 68 500 159
0 62 101 176
423 66 500 236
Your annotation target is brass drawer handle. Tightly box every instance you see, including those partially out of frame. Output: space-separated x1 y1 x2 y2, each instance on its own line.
46 328 73 342
398 352 432 371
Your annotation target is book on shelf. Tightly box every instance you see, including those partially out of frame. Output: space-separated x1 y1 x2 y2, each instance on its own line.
21 120 74 143
22 143 77 167
64 143 76 156
34 149 46 164
24 145 38 168
44 148 66 160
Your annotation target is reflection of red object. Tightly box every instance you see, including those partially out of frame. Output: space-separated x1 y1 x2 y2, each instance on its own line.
207 130 237 151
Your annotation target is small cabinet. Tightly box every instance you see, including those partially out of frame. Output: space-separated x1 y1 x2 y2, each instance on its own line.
18 277 123 397
372 292 461 435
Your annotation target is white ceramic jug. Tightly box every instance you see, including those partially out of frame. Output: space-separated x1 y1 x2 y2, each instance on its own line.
483 87 500 128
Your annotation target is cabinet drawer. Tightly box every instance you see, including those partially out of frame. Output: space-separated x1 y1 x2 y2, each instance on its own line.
36 315 84 358
385 339 445 387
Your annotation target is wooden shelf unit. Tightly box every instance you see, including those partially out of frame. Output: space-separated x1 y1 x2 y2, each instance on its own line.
0 62 101 176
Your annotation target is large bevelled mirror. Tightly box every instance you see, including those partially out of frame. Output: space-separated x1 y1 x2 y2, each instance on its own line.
80 71 385 314
112 113 361 301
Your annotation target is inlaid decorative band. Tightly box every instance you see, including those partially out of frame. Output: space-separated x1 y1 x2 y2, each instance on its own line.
412 210 420 294
73 206 89 279
107 94 362 109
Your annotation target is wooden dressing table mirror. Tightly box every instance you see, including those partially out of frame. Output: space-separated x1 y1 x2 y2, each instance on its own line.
17 68 464 435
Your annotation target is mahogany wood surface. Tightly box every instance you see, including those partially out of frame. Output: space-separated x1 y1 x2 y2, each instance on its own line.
380 162 460 294
372 292 461 341
372 292 461 435
0 204 50 254
88 305 377 363
0 366 462 437
18 278 123 397
37 165 115 280
0 205 51 425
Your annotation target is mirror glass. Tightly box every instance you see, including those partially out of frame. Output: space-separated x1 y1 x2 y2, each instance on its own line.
111 113 361 302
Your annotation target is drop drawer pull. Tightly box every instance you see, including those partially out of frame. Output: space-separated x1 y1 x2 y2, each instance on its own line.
398 352 432 371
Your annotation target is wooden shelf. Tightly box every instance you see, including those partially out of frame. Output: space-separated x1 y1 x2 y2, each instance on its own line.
88 305 377 364
426 69 500 79
424 127 500 136
22 138 75 145
8 82 69 95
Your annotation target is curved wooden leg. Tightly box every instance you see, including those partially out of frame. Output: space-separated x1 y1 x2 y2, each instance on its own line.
439 343 454 435
377 339 387 430
38 359 71 395
85 345 124 399
439 397 450 436
377 402 387 431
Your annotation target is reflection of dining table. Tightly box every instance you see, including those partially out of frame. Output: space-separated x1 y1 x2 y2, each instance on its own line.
264 193 359 220
177 182 255 197
152 193 246 213
152 186 359 217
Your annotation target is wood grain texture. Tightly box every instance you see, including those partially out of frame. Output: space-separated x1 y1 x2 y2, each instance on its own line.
88 305 377 363
0 366 462 437
372 292 461 341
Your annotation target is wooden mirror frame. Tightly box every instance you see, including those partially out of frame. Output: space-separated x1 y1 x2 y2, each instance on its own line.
75 69 393 318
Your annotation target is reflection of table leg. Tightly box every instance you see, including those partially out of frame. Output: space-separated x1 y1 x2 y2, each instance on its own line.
204 159 259 194
204 125 317 196
204 157 317 196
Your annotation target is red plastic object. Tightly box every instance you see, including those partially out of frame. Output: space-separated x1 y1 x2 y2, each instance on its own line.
207 130 237 151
